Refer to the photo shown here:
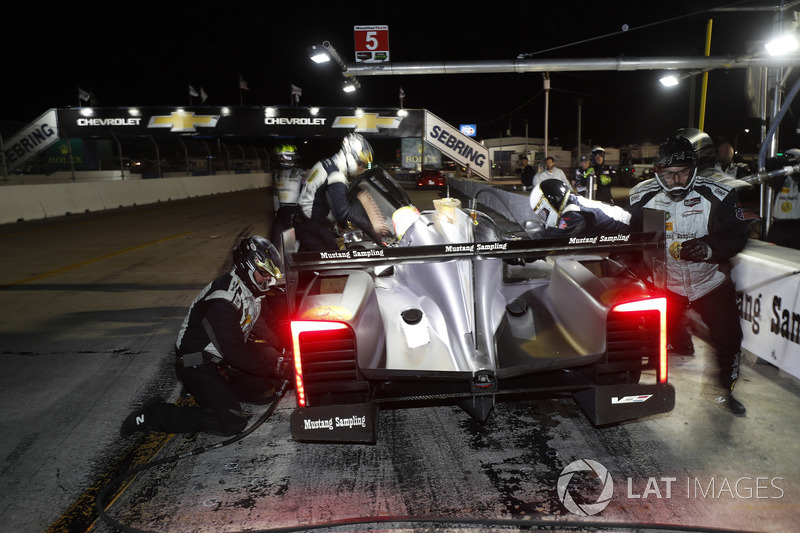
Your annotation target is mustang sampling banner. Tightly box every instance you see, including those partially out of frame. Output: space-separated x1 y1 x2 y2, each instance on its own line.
731 240 800 379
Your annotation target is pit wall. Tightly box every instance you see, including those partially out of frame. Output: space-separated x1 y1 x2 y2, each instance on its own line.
0 172 271 225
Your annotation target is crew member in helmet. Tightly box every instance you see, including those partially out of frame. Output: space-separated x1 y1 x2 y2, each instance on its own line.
121 236 290 437
628 128 750 416
529 178 631 238
295 133 373 251
587 146 615 203
271 144 306 251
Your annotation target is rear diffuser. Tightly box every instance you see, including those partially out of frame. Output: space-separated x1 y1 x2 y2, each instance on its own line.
574 383 675 426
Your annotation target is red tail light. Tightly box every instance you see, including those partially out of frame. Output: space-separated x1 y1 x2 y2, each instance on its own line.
290 320 349 407
612 297 667 383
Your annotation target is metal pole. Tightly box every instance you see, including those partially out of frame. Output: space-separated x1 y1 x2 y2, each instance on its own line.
576 99 582 163
178 138 190 175
148 135 162 178
698 19 713 131
62 136 76 182
0 133 8 183
110 130 125 179
543 73 550 157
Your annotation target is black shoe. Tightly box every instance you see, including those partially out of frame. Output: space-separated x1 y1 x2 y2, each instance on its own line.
716 394 746 416
668 343 695 356
120 398 165 437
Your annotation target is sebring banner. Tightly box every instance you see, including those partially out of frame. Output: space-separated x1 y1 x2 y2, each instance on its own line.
424 111 490 180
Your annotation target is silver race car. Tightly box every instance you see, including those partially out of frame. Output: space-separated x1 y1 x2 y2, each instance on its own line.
283 169 674 443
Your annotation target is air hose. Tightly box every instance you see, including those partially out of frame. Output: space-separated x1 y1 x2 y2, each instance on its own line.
95 379 289 533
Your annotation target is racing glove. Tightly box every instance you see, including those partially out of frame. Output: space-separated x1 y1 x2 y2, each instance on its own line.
679 239 712 262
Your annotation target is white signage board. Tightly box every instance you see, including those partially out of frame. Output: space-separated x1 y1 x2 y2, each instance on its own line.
354 25 389 63
424 111 490 180
731 240 800 379
3 109 60 172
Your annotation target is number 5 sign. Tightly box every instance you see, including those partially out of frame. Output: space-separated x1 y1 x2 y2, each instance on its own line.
354 25 389 63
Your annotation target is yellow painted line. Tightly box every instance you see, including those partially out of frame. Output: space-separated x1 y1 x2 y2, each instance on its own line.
0 231 193 290
46 397 198 533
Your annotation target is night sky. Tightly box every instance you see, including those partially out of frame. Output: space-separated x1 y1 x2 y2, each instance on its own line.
4 0 797 154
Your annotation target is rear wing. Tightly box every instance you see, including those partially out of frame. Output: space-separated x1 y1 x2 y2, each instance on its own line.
282 208 666 314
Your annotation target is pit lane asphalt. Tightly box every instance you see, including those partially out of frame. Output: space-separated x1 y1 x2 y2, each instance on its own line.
1 185 799 532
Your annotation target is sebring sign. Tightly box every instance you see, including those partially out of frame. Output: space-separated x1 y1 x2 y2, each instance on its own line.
425 111 490 180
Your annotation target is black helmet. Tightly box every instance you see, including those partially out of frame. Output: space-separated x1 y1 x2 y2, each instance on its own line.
529 179 571 228
655 128 714 200
233 236 283 294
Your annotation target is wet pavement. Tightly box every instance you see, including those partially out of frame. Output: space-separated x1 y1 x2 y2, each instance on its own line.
0 187 798 533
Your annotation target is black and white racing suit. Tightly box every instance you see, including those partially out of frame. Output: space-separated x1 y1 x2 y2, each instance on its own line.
271 166 306 249
147 270 286 435
628 169 750 391
540 194 631 238
295 153 353 251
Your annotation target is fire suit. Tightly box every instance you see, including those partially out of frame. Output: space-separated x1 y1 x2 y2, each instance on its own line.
628 169 750 390
146 270 287 435
295 156 353 251
539 194 631 238
271 166 306 249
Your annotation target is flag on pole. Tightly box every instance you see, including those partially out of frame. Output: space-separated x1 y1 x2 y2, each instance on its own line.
78 87 91 102
189 85 199 97
291 84 302 105
239 75 249 91
200 87 208 103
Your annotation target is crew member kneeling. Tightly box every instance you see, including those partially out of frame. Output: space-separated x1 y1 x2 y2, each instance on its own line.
121 236 289 437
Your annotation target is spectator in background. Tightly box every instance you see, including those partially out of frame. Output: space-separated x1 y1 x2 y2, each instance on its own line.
714 141 751 179
533 156 571 190
573 154 590 197
518 156 535 190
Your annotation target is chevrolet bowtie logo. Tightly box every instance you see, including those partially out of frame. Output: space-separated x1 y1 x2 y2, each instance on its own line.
147 111 220 132
332 113 402 133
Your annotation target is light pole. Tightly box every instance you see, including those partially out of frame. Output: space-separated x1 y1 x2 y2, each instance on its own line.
309 41 361 94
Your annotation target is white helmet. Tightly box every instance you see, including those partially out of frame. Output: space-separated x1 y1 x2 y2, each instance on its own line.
340 133 373 176
529 179 570 228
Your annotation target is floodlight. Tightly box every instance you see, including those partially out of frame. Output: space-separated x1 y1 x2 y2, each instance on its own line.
309 44 330 64
765 34 799 56
659 75 680 87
